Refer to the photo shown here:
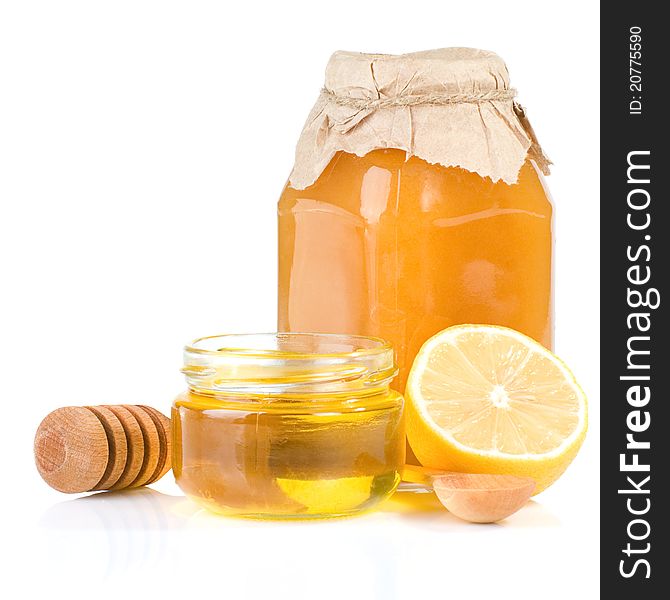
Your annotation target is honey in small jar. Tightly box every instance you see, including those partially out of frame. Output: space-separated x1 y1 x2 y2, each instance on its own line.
172 333 404 518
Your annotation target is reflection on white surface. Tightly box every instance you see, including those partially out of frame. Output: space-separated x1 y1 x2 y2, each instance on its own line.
39 488 196 581
40 487 195 531
35 487 561 598
39 486 561 533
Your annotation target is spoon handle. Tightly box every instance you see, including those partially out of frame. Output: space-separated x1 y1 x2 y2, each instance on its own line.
401 464 450 487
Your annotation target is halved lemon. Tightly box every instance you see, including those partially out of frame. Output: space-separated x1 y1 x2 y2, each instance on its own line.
405 325 587 494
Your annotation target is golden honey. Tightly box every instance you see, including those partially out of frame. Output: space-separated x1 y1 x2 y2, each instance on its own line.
278 149 553 392
172 333 404 518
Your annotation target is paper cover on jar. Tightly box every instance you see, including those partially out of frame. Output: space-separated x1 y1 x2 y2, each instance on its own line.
288 48 551 189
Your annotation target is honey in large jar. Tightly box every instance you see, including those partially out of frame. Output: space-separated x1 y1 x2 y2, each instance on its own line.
278 49 554 393
279 150 552 391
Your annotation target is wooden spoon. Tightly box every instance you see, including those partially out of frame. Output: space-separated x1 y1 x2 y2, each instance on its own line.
402 465 535 523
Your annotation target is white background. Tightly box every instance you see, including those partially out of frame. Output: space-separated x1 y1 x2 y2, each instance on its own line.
0 1 600 598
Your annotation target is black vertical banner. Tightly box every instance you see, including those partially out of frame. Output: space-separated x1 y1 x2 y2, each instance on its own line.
601 3 668 595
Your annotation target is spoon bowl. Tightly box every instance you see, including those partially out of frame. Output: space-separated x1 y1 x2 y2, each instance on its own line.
432 472 536 523
402 465 535 523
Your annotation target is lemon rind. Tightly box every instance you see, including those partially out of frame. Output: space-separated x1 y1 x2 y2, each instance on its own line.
406 324 588 461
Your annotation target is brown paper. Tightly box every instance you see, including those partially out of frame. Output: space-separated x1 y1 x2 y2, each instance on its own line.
289 48 551 190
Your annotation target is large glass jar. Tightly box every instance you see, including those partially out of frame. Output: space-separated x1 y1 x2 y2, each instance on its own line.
172 333 404 519
278 49 553 394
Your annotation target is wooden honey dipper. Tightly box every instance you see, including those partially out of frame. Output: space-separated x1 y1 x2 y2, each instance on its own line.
34 405 171 493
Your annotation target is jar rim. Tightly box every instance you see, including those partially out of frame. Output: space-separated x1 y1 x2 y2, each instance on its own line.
182 332 397 396
185 332 392 359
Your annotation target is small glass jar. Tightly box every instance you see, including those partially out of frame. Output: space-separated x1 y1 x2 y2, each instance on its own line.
172 333 405 519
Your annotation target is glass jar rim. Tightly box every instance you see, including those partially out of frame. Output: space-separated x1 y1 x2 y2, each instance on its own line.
182 332 397 396
185 332 392 357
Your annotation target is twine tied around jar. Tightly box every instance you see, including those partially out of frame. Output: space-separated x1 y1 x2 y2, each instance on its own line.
321 87 518 110
289 49 552 189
